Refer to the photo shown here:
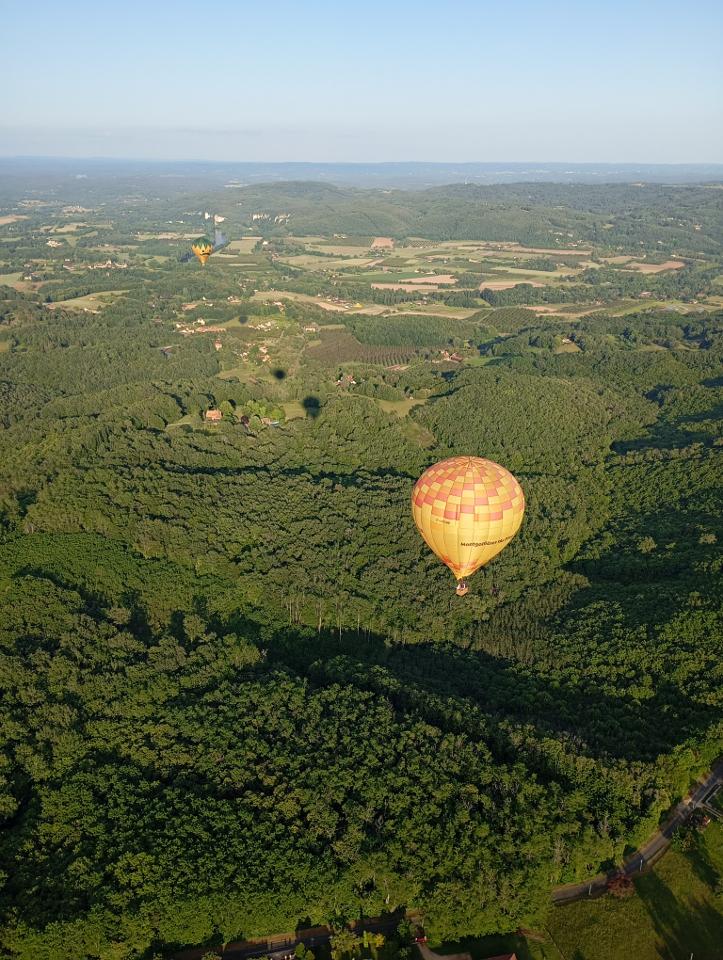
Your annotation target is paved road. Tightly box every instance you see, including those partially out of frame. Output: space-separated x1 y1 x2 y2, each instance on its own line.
552 761 723 904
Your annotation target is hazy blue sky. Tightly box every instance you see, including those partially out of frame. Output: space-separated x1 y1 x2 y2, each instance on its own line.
3 0 722 161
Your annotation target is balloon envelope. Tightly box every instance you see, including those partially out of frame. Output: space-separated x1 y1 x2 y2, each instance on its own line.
411 455 524 582
191 237 214 266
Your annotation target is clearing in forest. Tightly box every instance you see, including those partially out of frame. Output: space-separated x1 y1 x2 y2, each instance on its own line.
54 290 128 310
626 260 686 273
281 401 307 420
376 397 427 416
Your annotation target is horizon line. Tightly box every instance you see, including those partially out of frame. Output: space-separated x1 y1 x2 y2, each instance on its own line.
2 156 723 167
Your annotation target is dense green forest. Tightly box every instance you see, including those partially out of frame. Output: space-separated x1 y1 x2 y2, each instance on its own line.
0 175 721 959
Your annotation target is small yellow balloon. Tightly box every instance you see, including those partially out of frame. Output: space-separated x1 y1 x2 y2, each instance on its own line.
411 455 525 587
191 239 214 266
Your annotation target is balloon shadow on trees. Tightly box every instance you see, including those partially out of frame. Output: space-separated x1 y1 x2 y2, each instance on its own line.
302 396 322 419
258 621 720 766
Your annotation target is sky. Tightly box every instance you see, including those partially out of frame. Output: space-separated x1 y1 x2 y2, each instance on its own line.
3 0 722 162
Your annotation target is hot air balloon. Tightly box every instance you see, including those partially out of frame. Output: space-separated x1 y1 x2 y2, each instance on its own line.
191 236 214 266
411 455 524 596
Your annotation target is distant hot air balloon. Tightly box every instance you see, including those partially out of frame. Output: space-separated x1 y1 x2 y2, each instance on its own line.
191 236 214 266
411 455 524 596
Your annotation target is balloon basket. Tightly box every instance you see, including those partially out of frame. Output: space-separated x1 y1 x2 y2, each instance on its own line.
455 581 469 597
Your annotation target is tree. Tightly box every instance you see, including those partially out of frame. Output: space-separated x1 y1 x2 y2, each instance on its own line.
607 874 635 898
330 930 361 960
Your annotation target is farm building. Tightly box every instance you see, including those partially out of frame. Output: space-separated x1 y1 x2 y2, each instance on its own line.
204 409 223 423
90 259 127 270
440 350 464 363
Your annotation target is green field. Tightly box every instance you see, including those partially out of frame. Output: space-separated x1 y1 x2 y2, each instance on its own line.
282 400 307 419
546 823 723 960
376 396 427 416
0 271 25 290
55 289 127 310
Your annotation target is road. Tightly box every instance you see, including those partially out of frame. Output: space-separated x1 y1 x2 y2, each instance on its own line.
552 760 723 904
172 912 412 960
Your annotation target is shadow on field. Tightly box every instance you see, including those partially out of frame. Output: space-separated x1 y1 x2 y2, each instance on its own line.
636 869 723 960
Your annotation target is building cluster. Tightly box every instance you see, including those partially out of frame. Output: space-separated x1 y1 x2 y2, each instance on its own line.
315 293 354 309
250 211 290 224
175 319 226 336
89 259 127 270
203 408 279 428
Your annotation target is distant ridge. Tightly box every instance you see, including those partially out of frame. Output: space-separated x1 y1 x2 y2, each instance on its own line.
2 157 723 189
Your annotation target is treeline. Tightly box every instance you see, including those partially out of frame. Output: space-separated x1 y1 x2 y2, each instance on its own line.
229 181 723 252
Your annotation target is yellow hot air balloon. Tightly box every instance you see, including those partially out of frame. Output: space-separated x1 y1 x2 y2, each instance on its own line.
191 236 214 266
411 455 525 596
